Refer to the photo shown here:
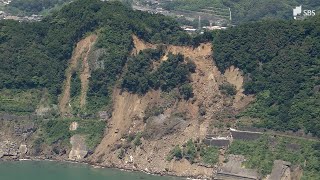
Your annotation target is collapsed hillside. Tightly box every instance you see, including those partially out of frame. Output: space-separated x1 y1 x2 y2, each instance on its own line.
59 34 97 116
0 0 320 179
0 32 246 179
90 36 252 178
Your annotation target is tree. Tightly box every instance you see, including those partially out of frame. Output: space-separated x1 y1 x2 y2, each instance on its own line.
179 84 193 100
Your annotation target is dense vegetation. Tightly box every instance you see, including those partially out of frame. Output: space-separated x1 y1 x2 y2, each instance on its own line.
200 145 219 165
5 0 72 15
228 136 320 178
162 0 226 12
219 82 237 96
213 16 320 137
167 139 219 165
223 0 320 24
121 48 195 98
159 0 320 24
41 118 105 150
0 89 42 114
8 0 320 24
86 25 132 113
0 0 192 114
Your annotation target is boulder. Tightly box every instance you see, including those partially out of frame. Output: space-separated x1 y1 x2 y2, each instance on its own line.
19 144 28 155
69 122 78 131
0 141 19 157
68 134 88 161
268 160 291 180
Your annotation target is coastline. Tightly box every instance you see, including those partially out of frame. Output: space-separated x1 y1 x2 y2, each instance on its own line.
5 157 207 180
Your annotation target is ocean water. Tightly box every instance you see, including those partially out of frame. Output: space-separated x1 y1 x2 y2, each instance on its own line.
0 160 183 180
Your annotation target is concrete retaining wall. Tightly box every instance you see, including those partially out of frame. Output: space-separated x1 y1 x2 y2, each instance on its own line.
230 129 262 141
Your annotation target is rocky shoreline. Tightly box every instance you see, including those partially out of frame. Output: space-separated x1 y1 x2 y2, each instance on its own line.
0 119 210 179
0 156 206 180
89 161 209 180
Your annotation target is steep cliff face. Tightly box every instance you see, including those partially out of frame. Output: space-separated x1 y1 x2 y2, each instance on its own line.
0 33 250 178
89 36 250 178
0 120 35 159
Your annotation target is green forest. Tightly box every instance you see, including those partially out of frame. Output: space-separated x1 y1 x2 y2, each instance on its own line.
0 0 320 178
213 16 320 137
223 0 320 24
160 0 320 24
4 0 320 24
121 48 195 99
1 0 319 135
228 136 320 178
0 0 192 114
5 0 72 15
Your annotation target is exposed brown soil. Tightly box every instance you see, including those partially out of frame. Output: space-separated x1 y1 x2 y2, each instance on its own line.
131 35 156 56
290 166 303 180
79 35 97 108
224 66 243 91
90 37 233 178
224 65 254 110
0 34 311 179
59 34 97 116
93 89 159 160
167 43 225 137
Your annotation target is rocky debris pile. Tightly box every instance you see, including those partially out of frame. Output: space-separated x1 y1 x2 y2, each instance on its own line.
19 144 28 156
68 135 88 161
98 111 110 120
144 115 187 140
215 154 259 180
0 141 19 158
14 122 35 135
268 160 291 180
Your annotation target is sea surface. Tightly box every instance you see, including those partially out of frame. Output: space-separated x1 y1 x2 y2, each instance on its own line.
0 160 183 180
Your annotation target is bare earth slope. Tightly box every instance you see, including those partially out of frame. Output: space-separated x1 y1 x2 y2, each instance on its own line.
90 36 252 178
59 34 97 116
